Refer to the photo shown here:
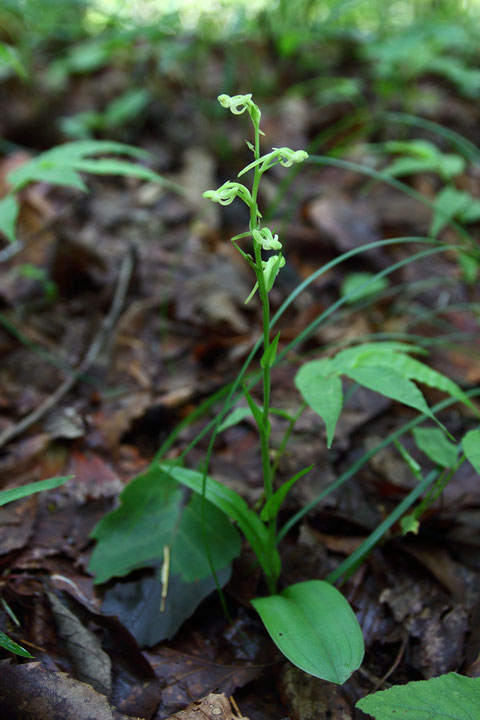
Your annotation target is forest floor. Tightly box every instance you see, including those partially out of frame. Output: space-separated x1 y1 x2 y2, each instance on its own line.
0 36 480 719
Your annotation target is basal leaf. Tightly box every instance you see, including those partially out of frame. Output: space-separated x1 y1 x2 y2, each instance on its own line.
89 466 240 585
251 580 364 684
413 427 458 468
160 464 280 583
0 195 19 243
89 468 183 584
102 565 232 646
172 492 241 582
294 359 343 447
462 428 480 473
356 672 480 719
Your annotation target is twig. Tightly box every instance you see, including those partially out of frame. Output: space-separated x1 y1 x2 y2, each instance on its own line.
371 632 408 693
0 249 135 449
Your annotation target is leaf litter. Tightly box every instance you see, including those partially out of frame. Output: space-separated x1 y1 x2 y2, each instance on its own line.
0 26 480 720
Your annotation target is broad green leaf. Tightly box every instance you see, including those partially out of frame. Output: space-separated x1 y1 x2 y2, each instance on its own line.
73 158 176 190
0 476 72 506
104 88 151 127
295 359 343 447
42 140 147 161
172 492 241 582
0 630 33 658
89 466 240 584
333 342 425 369
260 466 313 522
413 427 458 468
102 565 232 646
0 195 19 243
340 272 388 304
160 464 280 583
462 429 480 473
252 580 364 684
261 332 281 369
356 672 480 719
430 186 474 236
9 164 88 192
383 139 441 160
333 344 473 410
7 140 149 192
383 140 465 180
344 366 436 421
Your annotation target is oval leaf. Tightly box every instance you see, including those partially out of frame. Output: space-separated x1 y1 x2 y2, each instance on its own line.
356 672 480 719
251 580 364 684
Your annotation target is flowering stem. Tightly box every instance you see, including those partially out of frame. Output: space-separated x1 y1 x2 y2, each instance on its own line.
250 120 277 594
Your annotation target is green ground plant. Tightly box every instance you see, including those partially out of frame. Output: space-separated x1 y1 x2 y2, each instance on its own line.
89 93 480 686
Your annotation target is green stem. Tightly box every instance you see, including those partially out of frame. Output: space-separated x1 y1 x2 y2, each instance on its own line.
250 120 277 594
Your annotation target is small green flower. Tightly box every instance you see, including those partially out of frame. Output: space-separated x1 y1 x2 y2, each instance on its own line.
272 147 309 167
217 93 261 125
217 93 252 114
253 227 282 251
262 254 286 292
203 181 253 207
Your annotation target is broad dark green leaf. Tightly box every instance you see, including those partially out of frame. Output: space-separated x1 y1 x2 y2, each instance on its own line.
89 466 240 584
462 428 480 473
172 492 241 582
0 476 72 506
356 672 480 719
413 427 458 468
102 565 232 646
160 464 280 583
252 580 364 684
295 359 343 447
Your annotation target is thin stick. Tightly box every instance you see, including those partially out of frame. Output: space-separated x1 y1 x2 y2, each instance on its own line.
0 249 134 449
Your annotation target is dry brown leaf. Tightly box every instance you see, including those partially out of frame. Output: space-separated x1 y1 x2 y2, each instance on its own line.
169 693 249 720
